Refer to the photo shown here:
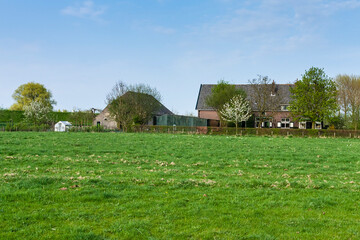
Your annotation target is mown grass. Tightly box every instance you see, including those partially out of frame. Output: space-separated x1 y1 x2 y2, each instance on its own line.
0 132 359 239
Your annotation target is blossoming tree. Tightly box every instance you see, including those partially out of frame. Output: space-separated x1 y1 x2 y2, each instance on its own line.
220 95 252 134
23 100 51 125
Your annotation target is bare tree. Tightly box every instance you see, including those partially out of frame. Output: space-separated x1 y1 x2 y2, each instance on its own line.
69 108 95 127
106 81 130 130
106 81 162 131
336 75 360 130
248 75 284 127
336 75 351 123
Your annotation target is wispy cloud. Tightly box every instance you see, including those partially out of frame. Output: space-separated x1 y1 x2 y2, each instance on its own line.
61 1 106 20
153 26 176 35
200 0 360 52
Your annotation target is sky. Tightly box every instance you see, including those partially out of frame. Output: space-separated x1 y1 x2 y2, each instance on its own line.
1 0 360 115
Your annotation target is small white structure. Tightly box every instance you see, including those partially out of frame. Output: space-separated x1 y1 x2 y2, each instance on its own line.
54 121 72 132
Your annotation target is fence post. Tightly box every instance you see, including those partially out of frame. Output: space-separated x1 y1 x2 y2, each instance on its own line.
350 133 352 138
334 132 336 138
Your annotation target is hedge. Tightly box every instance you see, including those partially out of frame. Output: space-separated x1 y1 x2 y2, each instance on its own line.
0 110 72 125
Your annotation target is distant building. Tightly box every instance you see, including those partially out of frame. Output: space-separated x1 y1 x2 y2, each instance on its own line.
54 121 72 132
94 92 173 130
195 83 321 129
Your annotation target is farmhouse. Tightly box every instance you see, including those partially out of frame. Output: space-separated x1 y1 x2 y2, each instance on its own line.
195 84 322 129
94 92 173 129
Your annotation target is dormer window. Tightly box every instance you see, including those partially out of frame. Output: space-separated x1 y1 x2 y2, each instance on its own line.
281 105 289 111
270 92 276 97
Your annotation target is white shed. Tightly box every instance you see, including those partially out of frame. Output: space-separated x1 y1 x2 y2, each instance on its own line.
54 121 72 132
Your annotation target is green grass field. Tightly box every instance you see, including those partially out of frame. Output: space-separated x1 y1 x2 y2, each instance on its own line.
0 132 359 239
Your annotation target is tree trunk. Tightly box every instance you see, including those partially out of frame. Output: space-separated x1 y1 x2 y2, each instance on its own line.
312 121 316 129
235 122 238 135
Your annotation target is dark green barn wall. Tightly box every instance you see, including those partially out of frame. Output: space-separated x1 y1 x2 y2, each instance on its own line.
156 114 207 127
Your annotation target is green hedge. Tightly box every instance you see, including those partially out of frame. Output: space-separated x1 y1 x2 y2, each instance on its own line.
0 110 24 123
129 126 360 138
0 110 72 125
48 112 72 123
2 122 51 132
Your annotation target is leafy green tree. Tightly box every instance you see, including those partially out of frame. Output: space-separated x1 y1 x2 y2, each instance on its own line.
290 67 338 129
206 80 246 125
219 95 252 134
10 82 56 110
327 114 346 129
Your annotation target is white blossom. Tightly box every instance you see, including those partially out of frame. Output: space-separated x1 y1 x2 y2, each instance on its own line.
220 95 252 133
24 100 51 125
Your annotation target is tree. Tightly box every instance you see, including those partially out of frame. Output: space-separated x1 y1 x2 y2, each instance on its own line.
69 109 95 127
248 75 284 127
126 84 162 125
335 74 360 130
10 82 56 110
289 67 338 129
23 100 51 125
219 95 252 134
106 81 162 131
206 80 246 125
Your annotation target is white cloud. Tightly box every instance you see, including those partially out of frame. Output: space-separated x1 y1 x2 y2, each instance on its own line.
61 1 106 20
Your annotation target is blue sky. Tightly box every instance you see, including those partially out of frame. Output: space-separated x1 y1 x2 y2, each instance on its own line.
1 0 360 114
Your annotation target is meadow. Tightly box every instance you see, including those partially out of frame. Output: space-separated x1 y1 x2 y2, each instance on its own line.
0 132 359 239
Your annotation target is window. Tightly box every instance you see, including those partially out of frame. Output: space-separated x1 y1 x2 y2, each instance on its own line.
281 105 289 111
280 118 290 128
255 117 273 128
299 121 321 129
